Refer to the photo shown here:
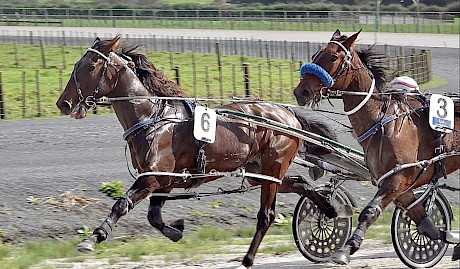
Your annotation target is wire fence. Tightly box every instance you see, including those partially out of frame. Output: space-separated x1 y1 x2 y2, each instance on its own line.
0 32 432 120
0 8 458 34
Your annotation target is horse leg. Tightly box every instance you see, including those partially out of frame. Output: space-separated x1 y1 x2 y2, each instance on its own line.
147 194 184 242
330 179 403 265
398 191 443 241
77 175 159 252
239 181 279 269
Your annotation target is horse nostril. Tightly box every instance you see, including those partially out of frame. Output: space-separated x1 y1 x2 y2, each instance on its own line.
57 100 72 114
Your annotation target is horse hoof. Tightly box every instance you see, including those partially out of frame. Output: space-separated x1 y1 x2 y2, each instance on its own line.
452 244 460 261
162 225 183 242
170 219 185 233
76 239 96 253
235 265 251 269
330 249 350 265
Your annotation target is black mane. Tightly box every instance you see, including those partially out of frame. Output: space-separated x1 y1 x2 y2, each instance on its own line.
120 46 187 97
356 47 388 92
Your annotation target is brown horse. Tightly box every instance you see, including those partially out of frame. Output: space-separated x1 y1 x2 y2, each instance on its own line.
56 35 342 268
293 29 460 265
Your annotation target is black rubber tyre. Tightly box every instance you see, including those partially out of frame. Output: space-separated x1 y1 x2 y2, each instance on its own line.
292 186 353 263
391 189 451 268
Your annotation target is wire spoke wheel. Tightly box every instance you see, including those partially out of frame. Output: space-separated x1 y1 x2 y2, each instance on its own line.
392 189 451 268
292 187 352 263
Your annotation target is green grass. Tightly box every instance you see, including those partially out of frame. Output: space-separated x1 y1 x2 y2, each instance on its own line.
2 17 458 34
0 205 458 268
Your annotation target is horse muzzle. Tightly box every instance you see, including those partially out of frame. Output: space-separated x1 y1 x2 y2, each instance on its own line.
56 99 73 115
57 99 88 119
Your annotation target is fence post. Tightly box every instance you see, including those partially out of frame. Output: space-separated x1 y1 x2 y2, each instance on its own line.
22 71 26 118
173 66 180 86
397 56 404 76
59 69 63 93
192 53 197 97
268 62 273 101
35 70 41 117
243 63 250 97
13 41 19 66
205 66 210 99
258 39 263 58
39 38 47 68
0 71 4 119
169 51 174 70
426 50 432 81
258 64 263 100
278 64 283 102
29 31 34 45
232 64 237 97
283 40 288 60
215 42 224 101
410 54 416 79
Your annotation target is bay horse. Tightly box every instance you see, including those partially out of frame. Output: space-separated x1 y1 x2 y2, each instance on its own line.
56 34 341 268
293 29 460 265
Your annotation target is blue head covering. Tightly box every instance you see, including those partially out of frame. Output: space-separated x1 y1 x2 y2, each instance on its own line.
300 63 334 88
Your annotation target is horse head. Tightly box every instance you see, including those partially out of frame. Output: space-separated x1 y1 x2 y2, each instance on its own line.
56 34 126 119
293 29 361 108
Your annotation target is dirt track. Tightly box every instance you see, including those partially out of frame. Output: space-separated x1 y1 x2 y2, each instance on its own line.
0 29 459 268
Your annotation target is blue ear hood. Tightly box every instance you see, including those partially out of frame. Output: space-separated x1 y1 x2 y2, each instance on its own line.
300 63 334 88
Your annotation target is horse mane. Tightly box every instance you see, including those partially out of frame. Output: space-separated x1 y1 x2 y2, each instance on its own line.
356 47 388 92
120 46 187 97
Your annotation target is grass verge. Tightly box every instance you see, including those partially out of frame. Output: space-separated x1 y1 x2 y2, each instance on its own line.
1 205 458 268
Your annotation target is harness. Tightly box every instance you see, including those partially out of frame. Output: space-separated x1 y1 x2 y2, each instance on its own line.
71 48 124 112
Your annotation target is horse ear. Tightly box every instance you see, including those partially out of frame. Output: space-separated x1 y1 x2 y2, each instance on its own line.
92 37 100 46
101 34 121 54
109 34 122 52
342 29 361 49
331 29 341 40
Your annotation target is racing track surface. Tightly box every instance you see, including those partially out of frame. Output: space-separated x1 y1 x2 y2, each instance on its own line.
0 28 458 268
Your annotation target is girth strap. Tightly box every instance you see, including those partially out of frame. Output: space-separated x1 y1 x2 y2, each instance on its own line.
123 118 156 140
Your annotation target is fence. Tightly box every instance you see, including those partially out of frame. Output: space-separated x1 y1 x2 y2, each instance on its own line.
0 8 458 34
0 33 432 120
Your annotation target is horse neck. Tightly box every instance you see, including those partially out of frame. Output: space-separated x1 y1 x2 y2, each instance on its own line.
109 68 159 132
342 63 385 138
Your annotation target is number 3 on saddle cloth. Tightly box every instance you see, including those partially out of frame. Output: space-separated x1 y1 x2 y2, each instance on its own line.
429 94 455 133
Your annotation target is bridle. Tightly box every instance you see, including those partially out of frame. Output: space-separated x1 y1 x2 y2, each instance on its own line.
71 47 124 111
302 40 375 115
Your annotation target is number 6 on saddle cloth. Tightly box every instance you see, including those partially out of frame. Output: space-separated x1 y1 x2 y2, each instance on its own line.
193 106 217 143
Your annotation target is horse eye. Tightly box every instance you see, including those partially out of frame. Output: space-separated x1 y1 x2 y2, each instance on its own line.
88 65 96 72
331 55 338 62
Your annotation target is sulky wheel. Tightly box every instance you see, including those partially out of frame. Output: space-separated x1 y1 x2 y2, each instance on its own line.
292 186 352 263
391 189 452 268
